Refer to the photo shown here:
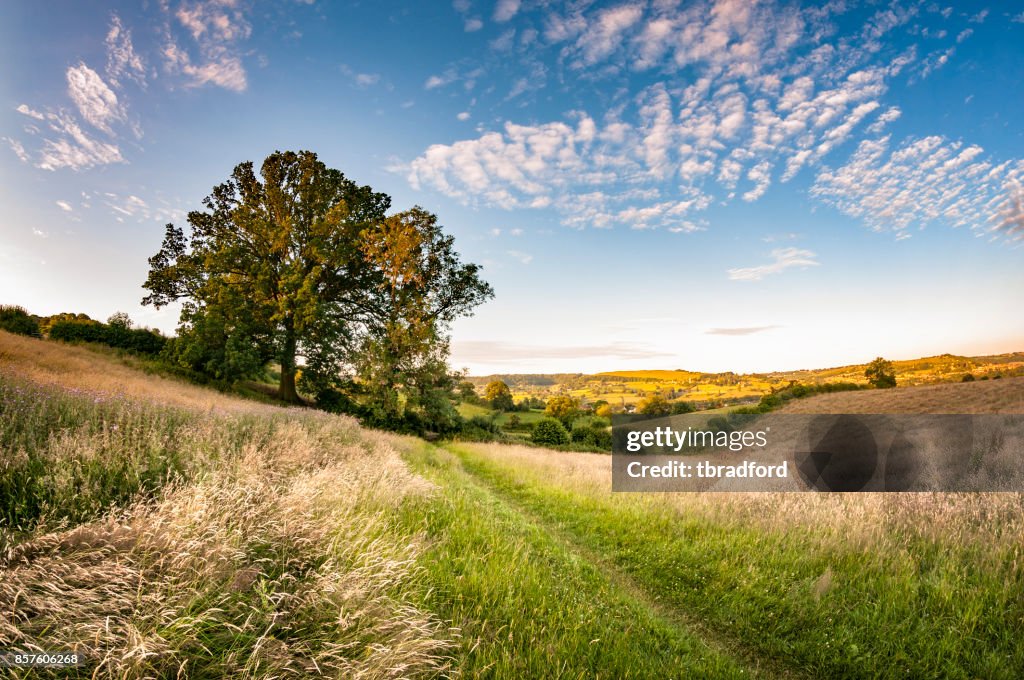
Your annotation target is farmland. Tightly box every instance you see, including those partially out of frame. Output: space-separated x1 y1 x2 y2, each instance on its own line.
466 352 1024 410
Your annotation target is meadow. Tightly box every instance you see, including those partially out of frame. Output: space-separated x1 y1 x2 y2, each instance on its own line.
3 330 1023 678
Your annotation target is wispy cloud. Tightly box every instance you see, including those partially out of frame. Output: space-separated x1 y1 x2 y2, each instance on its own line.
506 249 533 264
16 104 45 121
66 63 125 135
727 248 820 281
55 200 73 212
452 339 672 363
812 135 1024 243
162 0 251 91
706 326 778 336
493 0 521 23
37 113 125 171
105 14 147 88
406 0 938 232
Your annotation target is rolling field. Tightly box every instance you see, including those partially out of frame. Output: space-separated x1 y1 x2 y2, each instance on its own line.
780 375 1024 414
3 330 1024 678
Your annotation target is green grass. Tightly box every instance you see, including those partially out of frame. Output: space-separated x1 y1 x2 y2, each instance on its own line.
397 440 753 678
438 442 1024 679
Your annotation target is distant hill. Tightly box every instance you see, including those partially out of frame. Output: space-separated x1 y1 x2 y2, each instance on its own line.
467 352 1024 408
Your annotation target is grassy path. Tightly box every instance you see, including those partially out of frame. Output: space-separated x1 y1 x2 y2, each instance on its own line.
397 440 767 678
441 444 804 680
429 442 1024 679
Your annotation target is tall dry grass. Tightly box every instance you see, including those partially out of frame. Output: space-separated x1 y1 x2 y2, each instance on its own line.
0 332 452 677
0 329 278 414
780 375 1024 414
462 441 1024 563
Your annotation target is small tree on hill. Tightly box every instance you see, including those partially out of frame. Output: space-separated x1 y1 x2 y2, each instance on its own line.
545 395 579 426
865 357 897 389
484 380 514 411
637 393 671 416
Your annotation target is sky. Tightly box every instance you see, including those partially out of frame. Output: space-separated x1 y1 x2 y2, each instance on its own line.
2 0 1023 375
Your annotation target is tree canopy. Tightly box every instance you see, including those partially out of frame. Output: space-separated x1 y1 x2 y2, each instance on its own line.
484 380 514 411
865 357 897 389
143 150 493 423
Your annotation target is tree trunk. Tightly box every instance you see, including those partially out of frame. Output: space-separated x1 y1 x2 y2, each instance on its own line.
279 320 300 404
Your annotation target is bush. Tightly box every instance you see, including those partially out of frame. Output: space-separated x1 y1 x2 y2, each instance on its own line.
0 305 40 337
49 317 166 355
532 418 570 446
571 423 613 450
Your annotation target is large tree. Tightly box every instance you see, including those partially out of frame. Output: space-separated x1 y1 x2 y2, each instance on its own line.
143 150 491 407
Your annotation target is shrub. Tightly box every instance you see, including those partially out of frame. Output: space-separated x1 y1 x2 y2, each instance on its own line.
0 305 40 337
532 418 570 446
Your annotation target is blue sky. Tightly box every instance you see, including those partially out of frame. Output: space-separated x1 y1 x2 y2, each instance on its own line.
2 0 1023 374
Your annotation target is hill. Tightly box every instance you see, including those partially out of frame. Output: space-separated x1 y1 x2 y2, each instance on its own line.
780 374 1024 414
468 352 1024 408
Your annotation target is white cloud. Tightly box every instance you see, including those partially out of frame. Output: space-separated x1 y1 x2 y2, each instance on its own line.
969 9 989 23
728 248 820 281
493 0 520 23
37 113 125 171
3 137 30 163
406 0 1020 246
32 228 48 238
573 3 644 67
162 0 251 91
812 135 1024 243
457 111 471 121
866 106 901 134
507 249 533 264
66 63 124 135
105 15 146 88
465 17 483 32
16 104 45 120
354 72 380 87
55 200 73 212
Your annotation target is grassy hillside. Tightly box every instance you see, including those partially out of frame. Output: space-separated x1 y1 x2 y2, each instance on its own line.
4 330 1024 677
0 331 451 677
780 375 1024 413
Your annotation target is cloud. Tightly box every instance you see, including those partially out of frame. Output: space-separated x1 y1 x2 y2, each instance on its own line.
465 17 483 32
16 104 45 120
573 3 644 67
66 63 124 135
406 1 931 230
37 113 125 171
55 200 73 212
507 249 533 264
727 248 820 281
457 111 471 121
812 135 1024 243
425 69 458 89
452 340 673 363
866 106 901 134
706 325 778 336
493 0 520 23
3 137 30 162
162 0 251 91
105 14 146 88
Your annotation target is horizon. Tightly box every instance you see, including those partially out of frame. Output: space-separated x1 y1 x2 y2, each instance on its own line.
3 1 1022 375
459 345 1024 378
